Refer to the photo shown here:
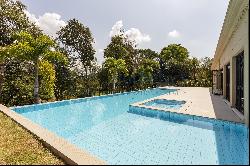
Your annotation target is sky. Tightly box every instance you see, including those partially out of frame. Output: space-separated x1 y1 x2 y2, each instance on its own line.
20 0 229 64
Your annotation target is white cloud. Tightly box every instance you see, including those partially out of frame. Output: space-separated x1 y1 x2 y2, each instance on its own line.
24 10 66 38
168 30 180 38
125 28 151 43
109 20 151 44
109 20 123 37
24 10 38 25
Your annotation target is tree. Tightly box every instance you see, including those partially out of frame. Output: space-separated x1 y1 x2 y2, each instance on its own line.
54 61 75 100
98 67 109 93
160 44 190 84
104 35 128 60
0 0 41 46
0 0 41 102
0 60 34 106
57 19 95 95
137 58 159 88
134 49 159 85
136 49 158 60
39 60 56 100
104 34 138 91
198 57 213 86
188 57 200 81
176 57 213 87
1 31 67 103
103 57 128 91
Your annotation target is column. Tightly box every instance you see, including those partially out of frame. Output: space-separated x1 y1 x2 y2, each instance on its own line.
230 56 236 107
244 42 249 126
223 65 227 98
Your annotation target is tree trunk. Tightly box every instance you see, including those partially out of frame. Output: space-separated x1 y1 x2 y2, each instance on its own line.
0 64 4 103
34 61 40 103
112 81 116 92
85 66 89 96
0 77 3 102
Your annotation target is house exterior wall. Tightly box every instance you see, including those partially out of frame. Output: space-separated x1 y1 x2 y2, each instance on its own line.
211 0 249 126
218 11 248 69
244 10 249 126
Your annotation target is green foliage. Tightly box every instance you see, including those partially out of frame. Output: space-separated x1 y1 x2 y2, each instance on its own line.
104 34 139 90
103 57 128 90
44 51 68 65
38 60 56 100
176 57 213 87
136 49 158 60
159 44 191 84
0 60 34 106
104 35 128 59
0 0 41 105
87 62 101 96
2 31 57 62
137 58 159 88
54 62 75 100
1 31 67 103
98 67 110 92
0 0 213 107
57 18 96 96
188 57 200 80
57 18 95 69
160 44 189 61
133 49 160 88
0 0 41 46
158 44 212 87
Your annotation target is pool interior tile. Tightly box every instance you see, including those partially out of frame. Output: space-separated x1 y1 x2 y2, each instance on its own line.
10 88 249 165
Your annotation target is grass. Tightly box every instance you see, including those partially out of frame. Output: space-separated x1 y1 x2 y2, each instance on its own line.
0 112 64 165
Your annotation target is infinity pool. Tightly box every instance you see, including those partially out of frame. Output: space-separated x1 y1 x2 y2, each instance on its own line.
12 88 249 165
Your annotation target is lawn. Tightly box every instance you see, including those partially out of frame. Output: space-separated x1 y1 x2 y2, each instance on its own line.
0 112 64 165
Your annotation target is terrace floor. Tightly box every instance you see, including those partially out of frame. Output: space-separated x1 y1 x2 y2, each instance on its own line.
133 87 243 124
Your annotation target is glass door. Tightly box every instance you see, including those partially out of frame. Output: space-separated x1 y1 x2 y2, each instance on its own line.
236 52 244 114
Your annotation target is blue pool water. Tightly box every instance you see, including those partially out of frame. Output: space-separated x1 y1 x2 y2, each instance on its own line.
12 88 249 165
144 99 186 110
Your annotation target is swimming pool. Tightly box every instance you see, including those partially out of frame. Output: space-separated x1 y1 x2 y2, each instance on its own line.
12 88 249 165
143 99 186 110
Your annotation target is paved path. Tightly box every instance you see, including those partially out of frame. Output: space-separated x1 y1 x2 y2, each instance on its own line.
135 87 243 123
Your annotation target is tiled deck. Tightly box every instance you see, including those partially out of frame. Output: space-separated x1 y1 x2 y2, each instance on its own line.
132 87 243 124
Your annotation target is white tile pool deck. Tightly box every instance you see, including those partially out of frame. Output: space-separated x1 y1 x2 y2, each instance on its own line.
132 87 243 123
0 87 247 165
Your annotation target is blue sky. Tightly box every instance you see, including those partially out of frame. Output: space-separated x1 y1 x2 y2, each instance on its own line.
21 0 229 64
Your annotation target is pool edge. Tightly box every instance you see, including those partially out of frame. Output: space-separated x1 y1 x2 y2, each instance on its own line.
129 103 246 126
0 104 107 165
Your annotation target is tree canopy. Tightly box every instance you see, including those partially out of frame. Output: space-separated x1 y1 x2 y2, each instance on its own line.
103 57 128 90
1 31 67 103
57 18 95 69
0 0 213 107
0 0 41 46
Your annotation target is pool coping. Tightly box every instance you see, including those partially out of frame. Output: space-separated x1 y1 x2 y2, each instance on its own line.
10 87 166 110
129 87 246 125
129 99 246 126
132 97 191 114
10 88 176 114
0 104 106 165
